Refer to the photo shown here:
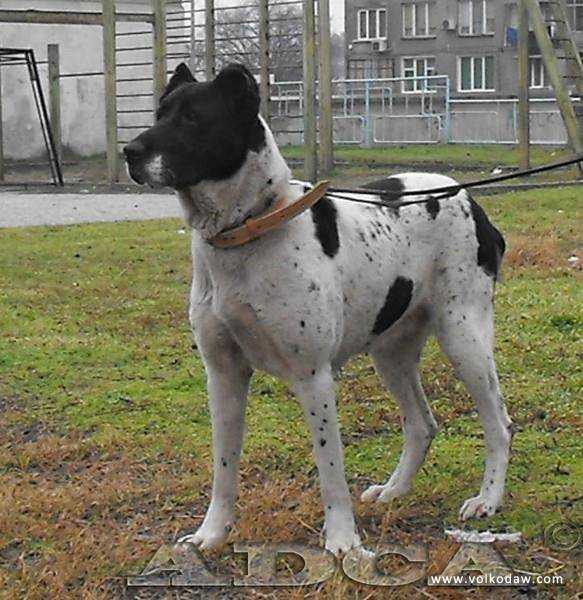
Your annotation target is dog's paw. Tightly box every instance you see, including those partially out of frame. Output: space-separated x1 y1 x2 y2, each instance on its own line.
325 532 362 557
360 482 411 503
178 522 231 550
459 495 500 521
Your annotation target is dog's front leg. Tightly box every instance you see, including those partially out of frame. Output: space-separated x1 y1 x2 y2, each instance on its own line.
293 368 361 555
180 324 252 550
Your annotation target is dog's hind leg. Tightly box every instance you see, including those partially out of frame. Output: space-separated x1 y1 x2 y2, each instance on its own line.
436 302 512 520
180 317 252 549
293 368 361 555
362 324 438 503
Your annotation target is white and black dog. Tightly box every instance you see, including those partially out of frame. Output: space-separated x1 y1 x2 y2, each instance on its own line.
124 63 512 555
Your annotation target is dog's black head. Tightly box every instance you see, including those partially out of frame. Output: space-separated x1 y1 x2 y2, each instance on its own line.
123 63 265 189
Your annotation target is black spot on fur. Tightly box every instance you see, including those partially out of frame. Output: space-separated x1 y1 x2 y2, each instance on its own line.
372 276 414 335
319 438 327 447
311 196 340 258
468 196 505 280
425 197 440 220
363 176 404 216
363 176 404 200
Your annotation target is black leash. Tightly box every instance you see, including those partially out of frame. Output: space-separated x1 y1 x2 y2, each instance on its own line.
325 154 583 209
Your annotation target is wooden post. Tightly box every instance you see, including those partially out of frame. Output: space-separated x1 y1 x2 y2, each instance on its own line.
0 9 155 25
258 0 270 122
302 0 317 182
189 0 197 73
0 65 4 182
205 0 215 80
102 0 118 183
47 44 62 162
153 0 167 105
318 0 333 175
518 0 530 169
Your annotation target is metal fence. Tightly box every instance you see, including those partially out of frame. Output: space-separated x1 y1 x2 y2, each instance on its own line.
449 97 569 145
269 74 573 146
271 75 450 145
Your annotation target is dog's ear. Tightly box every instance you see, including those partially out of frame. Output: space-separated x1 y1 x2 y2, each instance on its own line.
214 63 260 125
160 63 196 103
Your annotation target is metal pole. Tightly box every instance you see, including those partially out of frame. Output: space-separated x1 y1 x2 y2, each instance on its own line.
302 0 317 181
153 0 167 104
47 43 62 162
258 0 270 122
205 0 215 80
518 0 530 169
102 0 118 183
444 76 451 142
318 0 333 174
364 79 372 147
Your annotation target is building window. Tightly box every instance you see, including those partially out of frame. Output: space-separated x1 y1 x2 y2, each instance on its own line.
348 58 393 79
402 3 434 37
458 56 495 91
458 0 495 35
375 58 393 78
567 0 583 31
402 56 436 92
529 56 548 88
357 9 387 40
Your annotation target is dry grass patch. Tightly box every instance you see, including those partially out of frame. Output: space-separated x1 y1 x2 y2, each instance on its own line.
504 233 574 270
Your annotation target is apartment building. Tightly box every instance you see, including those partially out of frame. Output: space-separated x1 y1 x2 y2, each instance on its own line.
344 0 583 97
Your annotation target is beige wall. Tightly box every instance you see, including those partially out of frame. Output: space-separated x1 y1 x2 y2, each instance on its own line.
0 0 153 159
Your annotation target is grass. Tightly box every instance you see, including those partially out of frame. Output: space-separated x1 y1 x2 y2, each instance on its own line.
0 185 581 598
288 143 581 187
281 143 573 168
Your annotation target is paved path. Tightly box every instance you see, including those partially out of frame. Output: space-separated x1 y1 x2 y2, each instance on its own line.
0 192 181 228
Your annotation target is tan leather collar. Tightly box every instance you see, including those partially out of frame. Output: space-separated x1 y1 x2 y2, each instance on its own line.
208 180 330 249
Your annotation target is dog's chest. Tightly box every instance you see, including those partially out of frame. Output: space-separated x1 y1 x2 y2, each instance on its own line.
192 224 349 375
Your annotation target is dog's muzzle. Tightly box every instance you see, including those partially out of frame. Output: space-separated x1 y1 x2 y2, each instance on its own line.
123 140 170 188
123 140 147 184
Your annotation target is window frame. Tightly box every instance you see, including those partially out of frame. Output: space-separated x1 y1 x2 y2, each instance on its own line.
566 0 583 31
401 56 437 93
402 2 433 38
457 55 495 92
357 8 388 40
529 55 547 89
458 0 495 36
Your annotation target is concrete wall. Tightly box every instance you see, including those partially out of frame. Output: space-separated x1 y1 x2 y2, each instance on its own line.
0 0 152 159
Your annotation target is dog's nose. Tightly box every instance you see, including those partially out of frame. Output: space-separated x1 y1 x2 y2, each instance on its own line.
123 140 146 162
